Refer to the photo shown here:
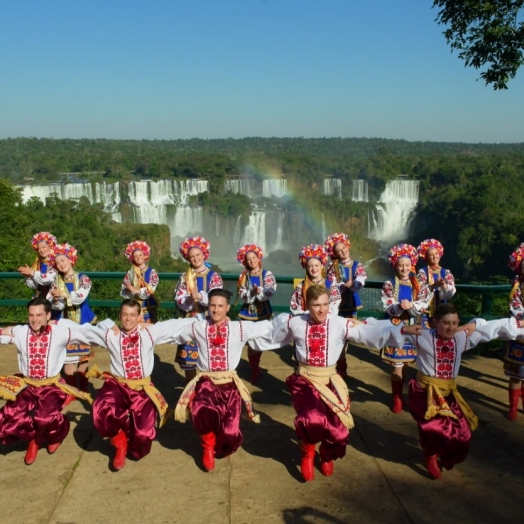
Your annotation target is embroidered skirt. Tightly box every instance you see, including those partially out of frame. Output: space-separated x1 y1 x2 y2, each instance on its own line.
175 340 199 370
503 340 524 379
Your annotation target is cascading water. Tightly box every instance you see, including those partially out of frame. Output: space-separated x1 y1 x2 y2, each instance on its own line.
351 180 369 202
262 179 287 198
369 179 420 243
241 211 267 252
225 179 254 198
323 179 342 199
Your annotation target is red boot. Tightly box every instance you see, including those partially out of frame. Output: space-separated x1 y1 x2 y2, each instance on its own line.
320 460 334 477
336 352 348 379
201 432 216 471
248 352 262 384
24 440 39 465
391 378 404 414
110 429 128 470
424 453 441 479
77 371 89 393
508 387 521 421
47 442 61 454
300 441 316 482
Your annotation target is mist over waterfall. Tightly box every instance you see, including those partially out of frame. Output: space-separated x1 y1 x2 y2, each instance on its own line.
351 180 369 202
262 179 287 198
323 179 342 199
368 179 420 243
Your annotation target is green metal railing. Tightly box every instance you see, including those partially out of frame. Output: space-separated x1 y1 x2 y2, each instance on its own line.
0 272 512 321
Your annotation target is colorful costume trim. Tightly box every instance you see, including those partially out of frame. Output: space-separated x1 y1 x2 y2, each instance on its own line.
417 238 444 259
49 243 78 267
125 240 151 262
179 236 211 261
236 244 264 265
387 243 418 268
298 244 328 268
31 231 57 251
324 232 350 260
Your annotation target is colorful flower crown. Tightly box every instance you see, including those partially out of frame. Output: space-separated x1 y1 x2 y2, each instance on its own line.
387 244 418 268
124 240 151 262
179 236 210 261
417 238 444 259
31 231 57 251
49 243 78 267
236 244 264 265
324 232 351 259
509 243 524 273
298 244 328 268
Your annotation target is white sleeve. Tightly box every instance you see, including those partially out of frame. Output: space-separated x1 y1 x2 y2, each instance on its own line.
346 321 404 350
467 317 519 348
68 324 107 347
146 318 198 345
240 320 273 341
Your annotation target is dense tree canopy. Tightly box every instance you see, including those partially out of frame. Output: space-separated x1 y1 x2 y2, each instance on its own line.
433 0 524 89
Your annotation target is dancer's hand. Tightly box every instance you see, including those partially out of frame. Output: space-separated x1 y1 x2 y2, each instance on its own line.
402 325 423 336
18 265 33 277
457 323 476 337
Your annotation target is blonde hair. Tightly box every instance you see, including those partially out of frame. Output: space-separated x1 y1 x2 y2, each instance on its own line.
306 284 329 305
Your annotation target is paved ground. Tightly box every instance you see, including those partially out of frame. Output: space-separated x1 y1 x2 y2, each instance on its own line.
1 341 523 524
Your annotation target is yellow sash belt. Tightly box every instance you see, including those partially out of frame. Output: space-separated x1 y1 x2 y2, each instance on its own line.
86 364 169 428
0 374 92 404
174 369 260 424
297 363 354 430
416 372 478 431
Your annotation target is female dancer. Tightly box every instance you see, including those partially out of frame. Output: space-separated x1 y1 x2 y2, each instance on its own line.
290 244 341 316
236 243 277 384
417 238 456 319
18 232 57 298
120 240 159 323
175 236 223 382
325 232 367 377
505 243 524 420
381 243 430 413
47 243 97 392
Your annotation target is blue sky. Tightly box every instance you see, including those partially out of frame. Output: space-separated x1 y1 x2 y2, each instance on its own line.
1 0 523 143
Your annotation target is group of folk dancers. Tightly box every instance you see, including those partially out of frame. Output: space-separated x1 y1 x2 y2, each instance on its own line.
1 232 524 482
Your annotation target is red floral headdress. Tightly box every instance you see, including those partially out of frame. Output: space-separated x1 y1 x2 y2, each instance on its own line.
387 244 418 268
417 238 444 259
49 243 78 267
124 240 151 263
31 231 57 251
179 236 210 261
324 232 351 260
236 244 264 265
509 243 524 273
298 244 328 268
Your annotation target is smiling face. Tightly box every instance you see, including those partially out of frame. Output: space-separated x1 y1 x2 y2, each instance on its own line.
132 249 146 267
333 242 349 262
245 251 260 271
119 304 141 332
433 313 460 340
395 257 411 279
28 304 51 332
55 254 73 275
188 247 205 270
208 295 230 324
37 240 51 259
305 258 323 280
426 247 440 267
308 292 330 323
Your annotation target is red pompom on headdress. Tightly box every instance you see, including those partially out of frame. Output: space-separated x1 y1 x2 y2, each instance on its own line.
417 239 444 259
236 244 264 265
49 243 78 267
298 244 328 268
387 244 418 268
179 236 211 261
31 232 57 251
124 240 151 263
324 233 351 260
509 243 524 273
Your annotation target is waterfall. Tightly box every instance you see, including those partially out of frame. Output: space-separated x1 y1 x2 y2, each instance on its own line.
225 179 253 198
369 179 420 243
262 179 287 198
272 212 284 252
321 213 327 241
241 211 267 252
233 216 242 244
323 179 342 199
169 207 204 241
351 180 369 202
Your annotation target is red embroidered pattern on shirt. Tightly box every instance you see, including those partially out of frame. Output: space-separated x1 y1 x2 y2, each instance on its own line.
433 336 456 379
206 322 229 372
26 326 52 379
306 319 329 366
120 329 144 379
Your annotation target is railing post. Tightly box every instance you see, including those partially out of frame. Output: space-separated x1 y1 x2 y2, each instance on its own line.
480 291 494 318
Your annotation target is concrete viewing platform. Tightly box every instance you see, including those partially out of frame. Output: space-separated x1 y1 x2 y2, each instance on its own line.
1 342 523 524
